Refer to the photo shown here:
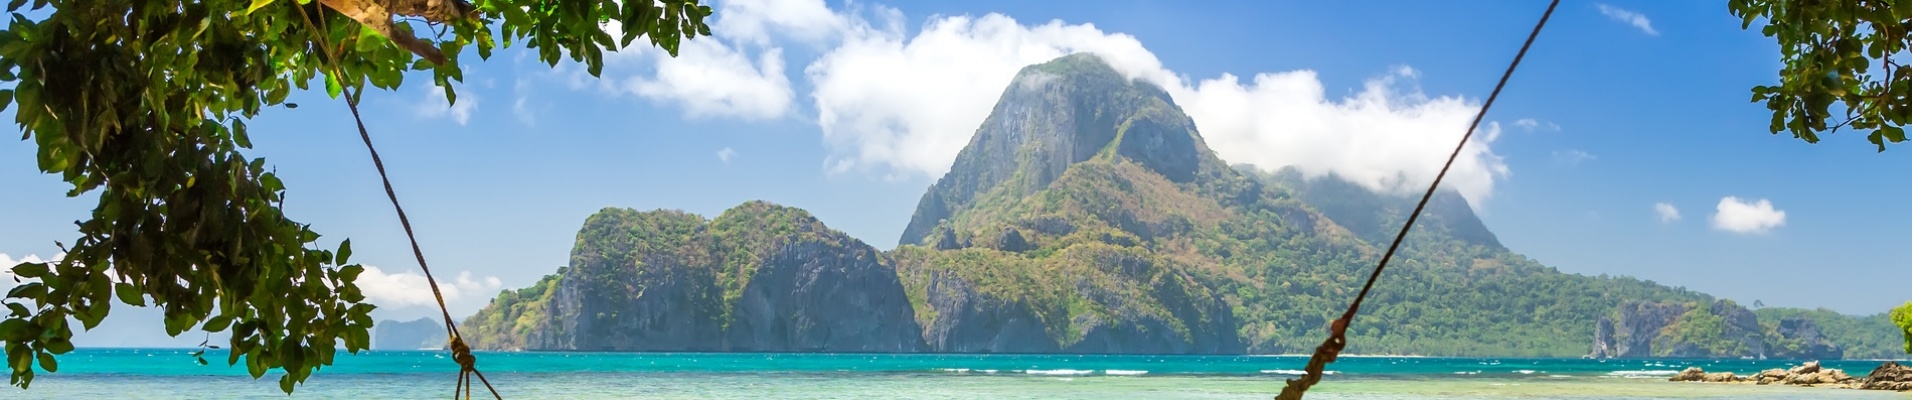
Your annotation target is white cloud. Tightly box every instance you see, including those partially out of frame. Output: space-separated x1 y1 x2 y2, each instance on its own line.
584 1 806 121
1513 118 1561 132
512 78 537 126
711 0 851 46
620 39 794 120
589 2 1520 206
1654 202 1680 223
1553 149 1596 164
418 84 478 125
354 265 502 308
717 147 737 163
1179 66 1509 204
1597 4 1659 36
1712 196 1786 234
807 14 1178 178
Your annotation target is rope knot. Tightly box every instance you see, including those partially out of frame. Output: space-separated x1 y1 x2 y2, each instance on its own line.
450 337 477 371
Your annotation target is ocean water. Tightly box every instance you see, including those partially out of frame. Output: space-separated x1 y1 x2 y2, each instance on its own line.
5 349 1908 399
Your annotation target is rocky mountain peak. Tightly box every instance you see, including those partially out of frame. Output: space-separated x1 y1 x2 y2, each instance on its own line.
898 53 1218 246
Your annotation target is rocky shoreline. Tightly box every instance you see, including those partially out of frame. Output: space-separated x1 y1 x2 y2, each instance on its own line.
1669 360 1912 391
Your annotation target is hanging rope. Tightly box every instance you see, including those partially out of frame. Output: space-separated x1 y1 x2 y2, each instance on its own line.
292 4 501 399
1274 0 1559 398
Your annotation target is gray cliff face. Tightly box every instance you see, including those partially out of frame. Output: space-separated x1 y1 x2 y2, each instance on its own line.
1590 300 1848 359
1774 318 1844 360
1710 300 1768 358
1591 317 1617 358
374 318 444 350
919 272 1060 353
1062 270 1243 354
506 205 926 352
538 210 723 351
725 237 927 352
908 254 1244 355
898 53 1211 247
1591 301 1689 358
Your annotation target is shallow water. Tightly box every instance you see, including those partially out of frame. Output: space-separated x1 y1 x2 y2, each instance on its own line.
6 349 1908 399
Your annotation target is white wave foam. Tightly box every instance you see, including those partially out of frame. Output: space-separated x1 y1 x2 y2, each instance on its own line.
1453 371 1480 375
1606 370 1679 379
1515 370 1536 374
936 368 970 373
1261 369 1337 376
1025 369 1094 376
1104 370 1147 376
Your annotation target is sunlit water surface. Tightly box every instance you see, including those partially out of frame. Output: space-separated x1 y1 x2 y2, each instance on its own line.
7 349 1909 399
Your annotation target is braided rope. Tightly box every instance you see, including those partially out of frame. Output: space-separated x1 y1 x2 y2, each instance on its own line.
1274 1 1560 398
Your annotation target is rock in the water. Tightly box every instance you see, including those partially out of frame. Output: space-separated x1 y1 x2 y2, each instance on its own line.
1863 361 1912 391
1791 360 1822 375
1671 367 1707 382
1829 369 1854 382
1702 372 1741 383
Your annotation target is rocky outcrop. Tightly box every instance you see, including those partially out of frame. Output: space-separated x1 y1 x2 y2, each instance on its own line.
1772 317 1844 359
1672 361 1864 387
724 236 926 352
1591 300 1845 359
473 204 927 352
909 268 1242 354
374 318 443 350
537 209 724 352
1862 362 1912 391
897 53 1218 247
917 271 1061 353
1590 301 1688 358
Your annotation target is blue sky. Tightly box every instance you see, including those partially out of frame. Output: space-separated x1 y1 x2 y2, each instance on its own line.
3 0 1908 347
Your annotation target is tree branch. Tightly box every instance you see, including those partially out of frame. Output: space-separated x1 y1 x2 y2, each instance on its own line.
315 0 476 65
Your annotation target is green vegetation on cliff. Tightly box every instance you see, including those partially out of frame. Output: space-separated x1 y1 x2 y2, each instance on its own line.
463 272 564 350
462 53 1902 358
461 201 924 352
1756 307 1905 359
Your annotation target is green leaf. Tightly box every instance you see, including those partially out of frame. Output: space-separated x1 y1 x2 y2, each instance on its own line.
5 283 44 300
1883 125 1906 143
0 319 27 341
232 120 251 148
338 264 364 282
0 89 12 113
202 315 234 332
336 240 353 265
245 0 274 14
113 282 144 306
43 338 71 355
33 352 53 373
8 263 45 279
325 74 343 99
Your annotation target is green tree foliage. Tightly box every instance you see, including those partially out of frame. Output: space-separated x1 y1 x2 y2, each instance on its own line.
0 0 710 392
1730 0 1912 353
1894 302 1912 354
1730 0 1912 150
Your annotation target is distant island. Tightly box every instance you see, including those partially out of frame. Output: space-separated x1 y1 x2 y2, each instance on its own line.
455 54 1904 359
374 318 444 350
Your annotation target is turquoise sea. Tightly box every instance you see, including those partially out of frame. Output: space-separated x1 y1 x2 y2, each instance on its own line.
5 349 1909 399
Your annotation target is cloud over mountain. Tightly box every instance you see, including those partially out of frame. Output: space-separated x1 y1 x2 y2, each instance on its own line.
617 0 1515 205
